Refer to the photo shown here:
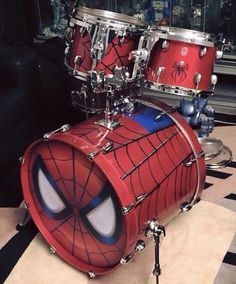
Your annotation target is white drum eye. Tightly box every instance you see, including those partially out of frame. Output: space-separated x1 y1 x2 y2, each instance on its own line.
86 197 116 238
37 168 66 214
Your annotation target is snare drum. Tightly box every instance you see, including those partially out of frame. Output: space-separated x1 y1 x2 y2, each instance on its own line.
20 96 205 275
146 27 217 95
65 7 145 81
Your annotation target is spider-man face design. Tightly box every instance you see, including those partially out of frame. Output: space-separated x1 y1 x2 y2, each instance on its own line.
27 140 127 268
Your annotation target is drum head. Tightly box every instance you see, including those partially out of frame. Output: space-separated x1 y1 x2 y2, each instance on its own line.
77 7 145 27
198 137 224 161
155 26 215 47
21 140 130 274
206 145 233 169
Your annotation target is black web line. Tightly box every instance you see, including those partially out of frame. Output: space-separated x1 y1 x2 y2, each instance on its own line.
121 131 179 179
49 215 72 233
78 163 95 205
133 152 193 210
77 219 92 265
122 123 147 136
46 143 71 197
137 139 160 185
164 177 171 213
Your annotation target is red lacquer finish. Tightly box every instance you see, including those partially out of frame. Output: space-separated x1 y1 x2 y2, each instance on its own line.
146 37 217 92
21 96 205 275
66 28 93 76
65 9 144 80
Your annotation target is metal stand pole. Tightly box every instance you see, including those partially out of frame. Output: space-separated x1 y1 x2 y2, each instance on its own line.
146 219 166 284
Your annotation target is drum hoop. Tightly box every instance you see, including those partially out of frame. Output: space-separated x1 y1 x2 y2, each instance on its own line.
206 145 233 169
133 96 205 207
146 83 202 96
152 27 215 47
21 136 138 274
76 7 145 27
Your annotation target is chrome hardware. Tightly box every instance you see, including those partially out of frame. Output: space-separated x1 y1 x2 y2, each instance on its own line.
145 219 166 238
120 240 145 264
106 66 129 90
136 194 147 205
145 219 166 281
211 74 218 91
74 55 82 65
184 151 205 167
94 84 121 130
18 201 30 227
79 26 87 35
22 201 28 210
50 245 56 254
211 74 218 86
155 66 165 84
88 271 96 278
162 40 169 50
87 150 99 160
121 204 135 215
155 105 177 120
89 71 104 93
95 118 120 130
194 73 202 90
216 50 223 60
180 202 192 212
19 156 25 165
129 48 149 65
103 142 113 153
200 47 207 57
64 27 73 42
43 124 70 140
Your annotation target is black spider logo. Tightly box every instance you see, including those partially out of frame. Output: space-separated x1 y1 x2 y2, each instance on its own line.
171 61 189 82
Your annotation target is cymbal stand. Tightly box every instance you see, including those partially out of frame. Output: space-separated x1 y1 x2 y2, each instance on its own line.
145 219 166 284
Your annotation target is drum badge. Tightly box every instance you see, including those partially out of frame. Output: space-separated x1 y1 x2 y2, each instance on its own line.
181 47 188 57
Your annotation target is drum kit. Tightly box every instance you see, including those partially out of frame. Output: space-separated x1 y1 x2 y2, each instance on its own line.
19 6 233 283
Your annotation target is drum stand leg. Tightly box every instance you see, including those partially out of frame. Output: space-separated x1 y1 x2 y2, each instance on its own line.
146 219 166 284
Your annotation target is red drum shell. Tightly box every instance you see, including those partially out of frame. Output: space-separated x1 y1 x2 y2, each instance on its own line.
21 96 205 275
146 29 217 93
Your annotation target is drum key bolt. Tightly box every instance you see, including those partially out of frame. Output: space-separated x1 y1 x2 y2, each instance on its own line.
184 151 205 167
49 245 57 254
200 47 207 57
180 202 192 212
19 156 25 165
43 124 70 140
87 150 99 160
103 142 113 153
88 271 96 278
120 240 145 264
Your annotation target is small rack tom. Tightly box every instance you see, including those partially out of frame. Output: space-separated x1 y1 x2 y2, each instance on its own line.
146 27 218 96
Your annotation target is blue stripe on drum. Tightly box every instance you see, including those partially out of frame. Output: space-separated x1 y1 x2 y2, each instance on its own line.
129 106 174 133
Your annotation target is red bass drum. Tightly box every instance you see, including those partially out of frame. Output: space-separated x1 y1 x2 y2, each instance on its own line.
20 96 205 276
